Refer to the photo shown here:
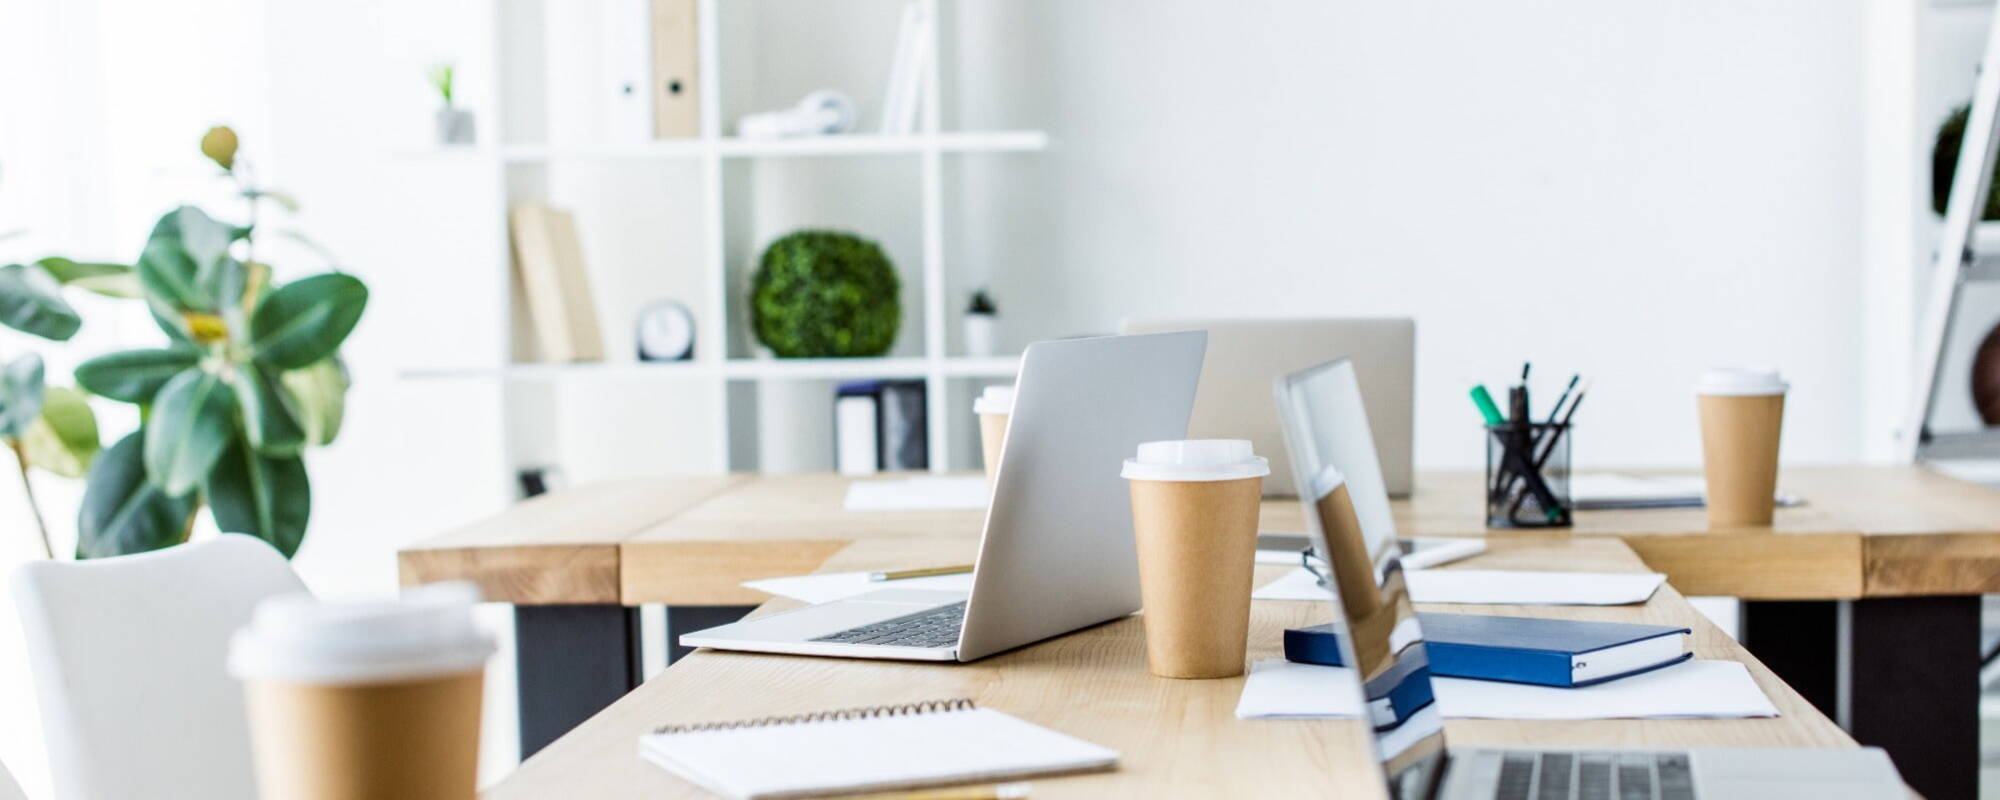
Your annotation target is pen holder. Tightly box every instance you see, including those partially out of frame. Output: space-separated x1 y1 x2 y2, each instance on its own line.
1484 423 1572 528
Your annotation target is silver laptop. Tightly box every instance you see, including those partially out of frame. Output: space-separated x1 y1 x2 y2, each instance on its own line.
1273 358 1905 799
1119 317 1414 497
681 331 1205 662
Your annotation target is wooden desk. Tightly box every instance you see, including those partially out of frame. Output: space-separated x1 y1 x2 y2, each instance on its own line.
402 466 1995 796
485 535 1859 799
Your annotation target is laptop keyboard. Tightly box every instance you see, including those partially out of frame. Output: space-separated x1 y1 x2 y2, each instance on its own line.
1493 752 1694 800
809 601 967 648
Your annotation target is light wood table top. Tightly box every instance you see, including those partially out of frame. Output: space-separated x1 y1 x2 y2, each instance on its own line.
484 533 1857 799
399 465 2000 605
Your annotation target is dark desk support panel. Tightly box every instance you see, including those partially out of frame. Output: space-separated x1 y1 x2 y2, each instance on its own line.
665 605 757 665
1744 597 1980 800
515 605 641 758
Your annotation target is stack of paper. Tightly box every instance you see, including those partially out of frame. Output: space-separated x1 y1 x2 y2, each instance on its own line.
843 476 989 511
1234 658 1777 720
1251 568 1664 606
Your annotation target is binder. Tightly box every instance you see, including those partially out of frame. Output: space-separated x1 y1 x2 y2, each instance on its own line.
1285 613 1691 688
650 0 700 138
638 698 1118 799
507 204 604 362
833 380 928 474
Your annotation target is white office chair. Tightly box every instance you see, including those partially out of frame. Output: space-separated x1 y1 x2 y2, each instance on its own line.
11 535 307 800
0 757 26 800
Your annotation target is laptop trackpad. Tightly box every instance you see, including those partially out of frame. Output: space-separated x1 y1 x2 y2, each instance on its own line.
1691 749 1902 800
703 590 967 641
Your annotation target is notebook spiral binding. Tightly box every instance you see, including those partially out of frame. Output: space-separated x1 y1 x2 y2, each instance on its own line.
652 698 975 735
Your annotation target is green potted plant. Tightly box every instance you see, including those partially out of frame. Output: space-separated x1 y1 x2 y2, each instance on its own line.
749 230 900 358
0 126 366 560
431 62 476 146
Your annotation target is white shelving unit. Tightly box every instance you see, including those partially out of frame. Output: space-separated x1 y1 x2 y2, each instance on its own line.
402 0 1039 477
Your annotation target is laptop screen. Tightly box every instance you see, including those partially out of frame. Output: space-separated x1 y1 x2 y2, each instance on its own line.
1274 358 1447 797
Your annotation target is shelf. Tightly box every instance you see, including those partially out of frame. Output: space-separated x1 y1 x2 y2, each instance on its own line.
399 131 1047 163
397 355 1021 382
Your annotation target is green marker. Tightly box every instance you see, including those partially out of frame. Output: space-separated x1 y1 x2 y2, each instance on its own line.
1469 385 1505 426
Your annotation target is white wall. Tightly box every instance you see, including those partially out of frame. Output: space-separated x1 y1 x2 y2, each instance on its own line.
948 1 1870 470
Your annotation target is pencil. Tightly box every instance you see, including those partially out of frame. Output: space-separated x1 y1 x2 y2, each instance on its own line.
869 564 975 581
841 782 1031 800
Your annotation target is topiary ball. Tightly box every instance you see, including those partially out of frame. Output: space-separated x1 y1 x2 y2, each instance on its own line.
1933 103 2000 220
750 230 901 358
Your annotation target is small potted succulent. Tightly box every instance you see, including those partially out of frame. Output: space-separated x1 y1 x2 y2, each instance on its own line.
963 288 998 357
430 62 476 146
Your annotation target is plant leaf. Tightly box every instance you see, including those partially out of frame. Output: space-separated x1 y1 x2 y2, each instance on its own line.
138 206 236 312
281 357 348 445
34 257 132 285
67 272 141 299
74 348 201 403
0 263 81 340
136 237 205 312
249 273 368 368
235 363 305 456
206 439 308 558
22 386 99 478
144 369 236 496
0 353 46 437
243 188 299 213
76 431 196 558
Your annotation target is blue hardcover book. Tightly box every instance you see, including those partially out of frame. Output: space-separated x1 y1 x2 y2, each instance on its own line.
1283 612 1691 688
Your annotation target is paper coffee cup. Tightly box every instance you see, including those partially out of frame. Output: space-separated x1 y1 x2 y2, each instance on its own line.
1696 367 1787 526
974 385 1014 482
1122 439 1270 679
229 582 495 800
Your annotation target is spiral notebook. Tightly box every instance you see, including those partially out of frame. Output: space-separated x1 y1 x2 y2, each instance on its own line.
638 699 1119 799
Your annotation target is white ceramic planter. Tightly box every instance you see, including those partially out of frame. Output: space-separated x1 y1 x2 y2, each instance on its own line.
962 314 997 357
436 108 477 146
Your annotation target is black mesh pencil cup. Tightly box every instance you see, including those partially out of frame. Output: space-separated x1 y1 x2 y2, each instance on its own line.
1484 422 1572 528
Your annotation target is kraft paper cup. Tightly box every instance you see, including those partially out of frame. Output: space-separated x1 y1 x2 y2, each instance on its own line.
974 385 1014 483
229 582 495 800
1122 439 1270 679
1697 367 1788 526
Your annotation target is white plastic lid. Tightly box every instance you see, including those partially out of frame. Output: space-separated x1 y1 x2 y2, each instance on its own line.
1121 439 1271 482
228 581 496 686
973 385 1014 415
1697 366 1788 396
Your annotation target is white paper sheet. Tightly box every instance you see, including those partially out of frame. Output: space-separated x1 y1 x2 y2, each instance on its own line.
1251 567 1664 606
1256 549 1301 565
842 476 990 511
744 570 975 604
1235 658 1777 720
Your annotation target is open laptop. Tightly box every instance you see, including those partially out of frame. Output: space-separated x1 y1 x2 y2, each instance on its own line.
1273 358 1906 799
681 331 1205 662
1120 317 1414 497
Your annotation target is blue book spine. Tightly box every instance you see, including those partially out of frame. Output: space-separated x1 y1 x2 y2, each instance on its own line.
1282 624 1687 688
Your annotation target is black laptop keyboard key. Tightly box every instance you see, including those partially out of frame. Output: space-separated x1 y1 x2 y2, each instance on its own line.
1496 755 1534 800
1536 753 1573 800
1576 756 1614 800
1616 758 1654 800
810 601 967 648
1656 753 1696 800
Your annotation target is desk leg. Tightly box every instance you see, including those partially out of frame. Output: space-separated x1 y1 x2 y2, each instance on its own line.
514 604 641 758
664 605 756 665
1743 597 1980 800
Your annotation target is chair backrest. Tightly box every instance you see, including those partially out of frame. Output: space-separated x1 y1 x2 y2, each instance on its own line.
11 535 307 800
0 757 26 800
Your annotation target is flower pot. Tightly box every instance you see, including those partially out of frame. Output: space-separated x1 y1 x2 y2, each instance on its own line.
435 108 477 146
963 313 997 357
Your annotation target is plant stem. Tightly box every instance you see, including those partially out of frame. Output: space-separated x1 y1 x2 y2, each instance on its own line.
10 439 54 559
